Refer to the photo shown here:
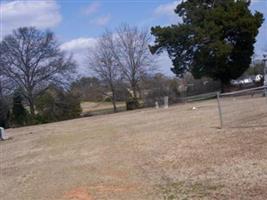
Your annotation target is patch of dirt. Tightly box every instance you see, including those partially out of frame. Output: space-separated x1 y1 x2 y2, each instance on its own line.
64 187 93 200
64 184 136 200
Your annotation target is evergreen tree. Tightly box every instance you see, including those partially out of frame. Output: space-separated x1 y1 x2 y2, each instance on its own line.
36 86 82 123
12 92 28 126
150 0 264 89
0 98 10 128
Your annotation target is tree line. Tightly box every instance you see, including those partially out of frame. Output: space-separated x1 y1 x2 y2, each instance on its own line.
0 24 155 127
0 27 80 127
0 0 264 127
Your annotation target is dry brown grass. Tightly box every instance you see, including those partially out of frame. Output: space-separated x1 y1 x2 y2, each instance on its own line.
1 98 267 200
81 101 125 113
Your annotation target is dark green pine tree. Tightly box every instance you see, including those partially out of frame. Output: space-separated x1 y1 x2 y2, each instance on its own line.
150 0 264 90
12 92 28 126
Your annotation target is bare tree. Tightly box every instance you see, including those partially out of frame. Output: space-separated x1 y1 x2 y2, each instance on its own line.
88 31 120 112
113 24 154 98
0 27 76 115
0 75 13 98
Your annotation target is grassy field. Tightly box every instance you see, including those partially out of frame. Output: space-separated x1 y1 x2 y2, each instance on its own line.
81 101 126 116
1 98 267 200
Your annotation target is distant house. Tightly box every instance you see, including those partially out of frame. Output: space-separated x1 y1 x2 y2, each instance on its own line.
231 74 264 88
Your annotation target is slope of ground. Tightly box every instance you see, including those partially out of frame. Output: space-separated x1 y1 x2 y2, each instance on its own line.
1 99 267 200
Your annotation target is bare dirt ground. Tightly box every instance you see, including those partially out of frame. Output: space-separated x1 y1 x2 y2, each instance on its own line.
1 98 267 200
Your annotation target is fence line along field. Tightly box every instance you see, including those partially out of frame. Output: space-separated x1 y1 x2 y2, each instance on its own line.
1 99 267 200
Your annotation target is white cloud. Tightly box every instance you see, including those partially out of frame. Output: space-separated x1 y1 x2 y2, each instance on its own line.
83 2 111 27
61 38 97 74
154 1 184 17
251 0 263 5
83 1 100 15
153 1 183 23
154 1 178 16
90 14 111 26
61 38 97 52
1 0 61 37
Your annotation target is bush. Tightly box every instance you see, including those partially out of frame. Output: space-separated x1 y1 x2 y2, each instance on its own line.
104 96 112 102
11 92 29 126
36 87 82 123
30 114 50 124
126 97 140 110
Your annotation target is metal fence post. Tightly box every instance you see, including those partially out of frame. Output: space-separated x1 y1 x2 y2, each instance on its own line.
263 54 267 97
217 92 223 129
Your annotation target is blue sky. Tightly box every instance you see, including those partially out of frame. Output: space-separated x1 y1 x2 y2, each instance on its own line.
1 0 267 76
55 1 162 40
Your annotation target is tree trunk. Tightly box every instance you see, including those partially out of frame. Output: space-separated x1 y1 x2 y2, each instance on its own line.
26 88 36 116
131 82 138 99
29 101 35 116
221 81 231 93
111 92 117 113
27 94 35 116
221 84 225 93
132 88 137 99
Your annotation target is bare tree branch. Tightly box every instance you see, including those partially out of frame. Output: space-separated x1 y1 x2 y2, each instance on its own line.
87 30 120 112
112 24 155 98
0 27 76 115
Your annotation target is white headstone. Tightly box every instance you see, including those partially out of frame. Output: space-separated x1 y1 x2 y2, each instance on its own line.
164 96 169 109
155 101 159 109
0 127 6 140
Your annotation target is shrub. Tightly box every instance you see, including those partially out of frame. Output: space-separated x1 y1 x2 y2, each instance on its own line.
126 97 140 110
0 98 10 128
36 87 82 122
104 96 112 102
11 92 29 126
